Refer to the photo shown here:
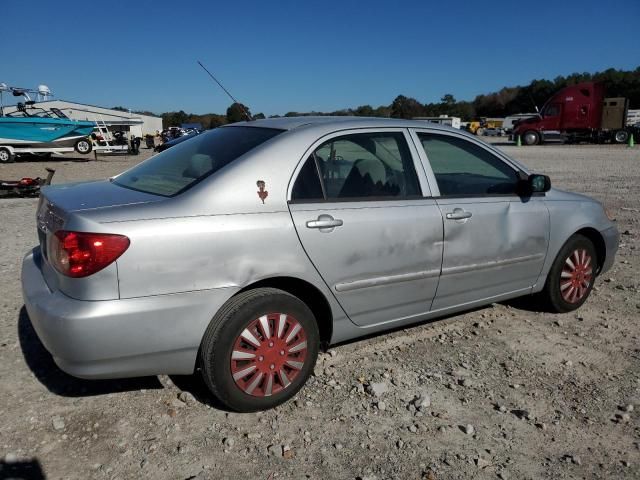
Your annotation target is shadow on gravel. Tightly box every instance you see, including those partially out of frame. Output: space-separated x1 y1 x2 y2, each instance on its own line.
501 295 552 313
0 458 46 480
169 374 232 412
18 307 163 397
13 154 93 163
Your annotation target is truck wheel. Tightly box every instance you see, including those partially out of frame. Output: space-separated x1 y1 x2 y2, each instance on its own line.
541 234 597 313
522 130 540 146
614 130 629 144
476 128 484 136
200 287 319 412
74 138 92 154
0 147 14 163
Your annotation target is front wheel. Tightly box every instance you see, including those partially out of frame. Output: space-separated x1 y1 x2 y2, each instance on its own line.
200 288 319 412
74 138 92 154
541 234 597 313
614 130 629 144
522 130 540 146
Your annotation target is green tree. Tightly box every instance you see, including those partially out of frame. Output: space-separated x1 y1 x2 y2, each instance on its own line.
226 102 252 123
162 110 188 128
390 95 424 119
440 94 456 105
354 105 374 116
373 105 391 117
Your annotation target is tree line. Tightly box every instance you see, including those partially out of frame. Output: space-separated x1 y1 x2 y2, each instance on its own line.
118 67 640 128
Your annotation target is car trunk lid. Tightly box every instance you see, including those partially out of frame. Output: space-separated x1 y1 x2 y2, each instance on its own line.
35 180 162 300
40 179 164 212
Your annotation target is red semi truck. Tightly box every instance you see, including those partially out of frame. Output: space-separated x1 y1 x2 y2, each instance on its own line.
512 82 630 145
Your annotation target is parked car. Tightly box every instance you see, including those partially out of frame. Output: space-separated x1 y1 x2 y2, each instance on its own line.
154 130 200 152
22 117 619 412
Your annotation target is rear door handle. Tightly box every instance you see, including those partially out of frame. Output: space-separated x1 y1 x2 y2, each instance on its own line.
446 208 472 220
306 214 343 231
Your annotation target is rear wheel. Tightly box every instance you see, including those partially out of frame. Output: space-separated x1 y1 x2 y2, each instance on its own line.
74 138 92 154
522 130 540 146
541 234 597 313
200 288 319 412
614 130 629 144
0 147 14 163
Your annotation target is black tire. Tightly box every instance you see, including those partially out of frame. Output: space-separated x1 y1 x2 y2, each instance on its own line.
476 127 484 136
522 130 540 146
200 287 319 412
614 130 629 144
0 147 14 163
74 138 92 154
541 234 597 313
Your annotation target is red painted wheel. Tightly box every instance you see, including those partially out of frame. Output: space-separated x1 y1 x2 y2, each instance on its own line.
230 313 308 397
560 249 593 304
541 234 598 313
200 288 319 412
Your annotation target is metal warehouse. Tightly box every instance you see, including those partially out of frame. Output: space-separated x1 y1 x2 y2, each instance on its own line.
3 100 163 138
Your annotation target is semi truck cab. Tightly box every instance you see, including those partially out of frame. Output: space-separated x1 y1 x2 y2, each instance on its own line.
513 82 629 145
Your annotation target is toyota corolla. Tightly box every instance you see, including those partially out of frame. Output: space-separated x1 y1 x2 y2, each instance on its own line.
22 117 618 412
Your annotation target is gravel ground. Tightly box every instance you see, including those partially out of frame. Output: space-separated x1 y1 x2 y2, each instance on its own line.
1 142 639 480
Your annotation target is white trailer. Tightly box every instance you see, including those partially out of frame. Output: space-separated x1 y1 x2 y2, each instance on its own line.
413 116 461 129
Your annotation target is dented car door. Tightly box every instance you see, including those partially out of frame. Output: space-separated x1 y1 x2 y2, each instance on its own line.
412 130 550 310
288 129 444 327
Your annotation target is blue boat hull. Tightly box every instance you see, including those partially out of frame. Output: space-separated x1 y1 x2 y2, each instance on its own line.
0 117 95 147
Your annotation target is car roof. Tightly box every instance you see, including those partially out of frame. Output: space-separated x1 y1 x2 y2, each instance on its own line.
219 116 529 174
225 115 463 134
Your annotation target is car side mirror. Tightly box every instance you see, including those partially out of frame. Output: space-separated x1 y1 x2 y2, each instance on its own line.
528 174 551 193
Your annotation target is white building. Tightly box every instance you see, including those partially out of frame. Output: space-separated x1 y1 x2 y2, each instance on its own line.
3 100 163 137
413 115 461 129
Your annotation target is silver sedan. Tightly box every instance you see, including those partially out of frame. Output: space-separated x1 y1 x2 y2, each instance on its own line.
22 117 618 411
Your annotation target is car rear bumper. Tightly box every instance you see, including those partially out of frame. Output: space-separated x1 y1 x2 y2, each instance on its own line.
600 225 619 274
21 248 236 379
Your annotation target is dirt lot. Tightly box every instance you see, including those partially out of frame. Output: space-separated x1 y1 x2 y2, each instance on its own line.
1 142 639 480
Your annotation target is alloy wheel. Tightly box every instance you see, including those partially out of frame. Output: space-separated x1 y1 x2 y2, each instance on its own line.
77 140 91 153
230 313 308 397
560 248 593 304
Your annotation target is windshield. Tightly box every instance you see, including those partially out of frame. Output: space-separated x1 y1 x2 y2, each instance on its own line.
113 126 284 197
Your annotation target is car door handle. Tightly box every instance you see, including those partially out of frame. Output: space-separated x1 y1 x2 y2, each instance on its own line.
446 209 472 220
306 215 343 229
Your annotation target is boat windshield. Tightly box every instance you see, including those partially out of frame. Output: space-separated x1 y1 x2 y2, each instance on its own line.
50 108 69 119
4 111 29 118
3 106 70 119
27 109 54 118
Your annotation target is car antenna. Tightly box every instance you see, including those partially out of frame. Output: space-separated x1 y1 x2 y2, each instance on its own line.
197 61 253 121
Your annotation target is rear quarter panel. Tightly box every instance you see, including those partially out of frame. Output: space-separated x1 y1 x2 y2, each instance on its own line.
113 212 324 299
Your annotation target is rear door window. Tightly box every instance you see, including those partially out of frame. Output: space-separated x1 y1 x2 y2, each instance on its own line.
114 126 283 196
291 131 421 201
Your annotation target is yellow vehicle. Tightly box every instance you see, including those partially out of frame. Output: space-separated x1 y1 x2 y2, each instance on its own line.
466 117 504 135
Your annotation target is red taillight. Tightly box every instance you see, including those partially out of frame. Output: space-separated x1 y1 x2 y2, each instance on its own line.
49 230 130 278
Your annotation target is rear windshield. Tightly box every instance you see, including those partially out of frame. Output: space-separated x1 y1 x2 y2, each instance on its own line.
113 126 284 196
